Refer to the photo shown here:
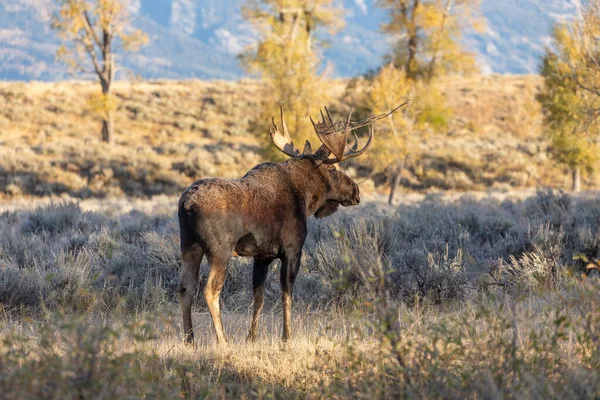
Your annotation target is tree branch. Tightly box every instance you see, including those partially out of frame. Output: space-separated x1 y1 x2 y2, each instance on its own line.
426 0 453 81
405 0 420 78
81 37 104 79
75 12 104 79
82 10 102 48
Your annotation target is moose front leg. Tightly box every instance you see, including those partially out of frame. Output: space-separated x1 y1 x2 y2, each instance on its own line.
280 250 302 342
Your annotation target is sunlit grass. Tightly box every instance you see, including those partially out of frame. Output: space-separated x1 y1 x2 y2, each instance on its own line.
0 191 599 398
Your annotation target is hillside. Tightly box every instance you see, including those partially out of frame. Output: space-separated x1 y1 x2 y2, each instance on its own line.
0 75 590 199
0 0 580 80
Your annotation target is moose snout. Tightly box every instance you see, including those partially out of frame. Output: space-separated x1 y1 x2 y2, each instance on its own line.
352 185 360 205
340 185 360 207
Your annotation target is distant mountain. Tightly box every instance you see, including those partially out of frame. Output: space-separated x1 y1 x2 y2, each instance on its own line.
466 0 580 74
0 0 581 81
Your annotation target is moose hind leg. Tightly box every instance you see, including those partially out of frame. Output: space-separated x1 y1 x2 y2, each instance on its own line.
280 251 302 342
178 243 204 344
204 254 230 344
248 257 273 342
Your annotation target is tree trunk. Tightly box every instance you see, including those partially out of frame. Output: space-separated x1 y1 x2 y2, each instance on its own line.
572 167 581 192
101 111 114 143
99 72 113 143
405 0 421 79
388 172 402 206
99 28 114 144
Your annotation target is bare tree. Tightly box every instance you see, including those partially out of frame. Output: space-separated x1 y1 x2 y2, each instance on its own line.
52 0 148 143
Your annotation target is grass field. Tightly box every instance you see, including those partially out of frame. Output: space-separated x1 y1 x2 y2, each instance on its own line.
0 75 599 398
0 190 599 398
0 75 591 199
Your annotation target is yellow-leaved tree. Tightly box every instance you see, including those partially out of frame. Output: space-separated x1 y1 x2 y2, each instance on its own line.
569 0 600 100
377 0 483 81
239 0 344 160
362 63 451 204
52 0 148 143
538 10 600 191
362 0 483 204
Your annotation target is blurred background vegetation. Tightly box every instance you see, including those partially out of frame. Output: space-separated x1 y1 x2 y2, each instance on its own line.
2 0 599 203
1 1 600 399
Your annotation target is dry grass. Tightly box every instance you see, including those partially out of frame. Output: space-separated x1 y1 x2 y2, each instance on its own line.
0 75 592 199
1 75 599 397
0 79 265 198
0 191 599 398
414 76 560 191
1 287 598 398
0 309 357 397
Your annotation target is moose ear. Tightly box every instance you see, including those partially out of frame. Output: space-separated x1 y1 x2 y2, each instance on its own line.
302 140 312 155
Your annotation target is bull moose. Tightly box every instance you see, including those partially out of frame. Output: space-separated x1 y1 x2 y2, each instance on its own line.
177 102 407 344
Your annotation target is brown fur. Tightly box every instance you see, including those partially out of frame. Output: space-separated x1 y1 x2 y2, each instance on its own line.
177 155 359 343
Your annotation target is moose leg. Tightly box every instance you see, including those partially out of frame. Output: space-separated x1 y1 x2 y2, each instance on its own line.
178 243 204 344
280 251 302 342
204 254 230 344
247 257 274 342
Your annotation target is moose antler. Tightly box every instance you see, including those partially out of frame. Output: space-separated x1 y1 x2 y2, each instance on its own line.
310 99 410 164
270 100 410 162
270 106 301 158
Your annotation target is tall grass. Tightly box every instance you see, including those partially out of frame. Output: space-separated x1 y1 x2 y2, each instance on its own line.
2 190 598 314
0 190 599 398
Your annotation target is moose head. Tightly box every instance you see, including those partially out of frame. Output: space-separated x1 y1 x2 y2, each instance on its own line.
269 101 409 217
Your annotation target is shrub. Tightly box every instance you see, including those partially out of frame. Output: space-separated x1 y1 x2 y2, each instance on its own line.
0 317 181 399
1 191 600 315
